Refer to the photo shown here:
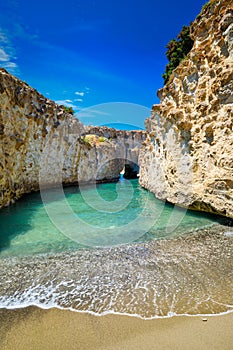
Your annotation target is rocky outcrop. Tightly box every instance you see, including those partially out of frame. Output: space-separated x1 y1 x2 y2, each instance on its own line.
0 69 145 208
139 0 233 218
85 126 146 177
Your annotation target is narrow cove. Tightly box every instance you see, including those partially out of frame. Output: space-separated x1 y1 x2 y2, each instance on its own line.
0 178 225 257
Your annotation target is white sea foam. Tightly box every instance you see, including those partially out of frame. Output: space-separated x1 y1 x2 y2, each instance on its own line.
1 301 233 320
224 231 233 236
0 228 233 319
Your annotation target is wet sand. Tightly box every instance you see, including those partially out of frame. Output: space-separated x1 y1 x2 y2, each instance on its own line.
0 307 233 350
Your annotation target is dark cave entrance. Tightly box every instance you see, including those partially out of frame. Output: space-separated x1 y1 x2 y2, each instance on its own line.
122 161 139 179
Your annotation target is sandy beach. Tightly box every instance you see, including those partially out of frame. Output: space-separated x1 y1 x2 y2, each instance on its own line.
0 307 232 350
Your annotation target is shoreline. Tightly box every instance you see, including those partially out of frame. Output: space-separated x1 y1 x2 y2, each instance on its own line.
2 304 233 320
1 306 233 350
1 226 232 319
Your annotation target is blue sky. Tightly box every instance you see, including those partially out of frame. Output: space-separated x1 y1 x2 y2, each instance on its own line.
0 0 206 128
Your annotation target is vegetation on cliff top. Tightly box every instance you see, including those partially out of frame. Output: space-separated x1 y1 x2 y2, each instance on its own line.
162 25 194 84
62 105 75 115
162 0 221 84
80 134 108 147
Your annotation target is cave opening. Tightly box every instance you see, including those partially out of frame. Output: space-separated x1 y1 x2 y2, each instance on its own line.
122 161 139 179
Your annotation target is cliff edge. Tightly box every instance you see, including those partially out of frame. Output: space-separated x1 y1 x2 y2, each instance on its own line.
0 69 145 208
139 0 233 218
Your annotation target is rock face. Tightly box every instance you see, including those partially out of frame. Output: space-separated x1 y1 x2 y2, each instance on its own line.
85 126 146 178
0 69 145 208
139 0 233 218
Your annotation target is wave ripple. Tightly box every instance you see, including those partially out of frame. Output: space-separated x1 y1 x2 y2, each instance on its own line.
0 227 233 318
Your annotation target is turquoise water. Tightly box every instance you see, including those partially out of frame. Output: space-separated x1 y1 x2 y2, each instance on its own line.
0 178 222 258
0 178 232 317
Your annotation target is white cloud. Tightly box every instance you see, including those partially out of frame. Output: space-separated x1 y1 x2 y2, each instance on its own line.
0 48 10 62
0 28 18 73
74 98 83 102
55 100 78 109
65 99 73 103
75 91 85 97
3 62 17 68
0 33 8 44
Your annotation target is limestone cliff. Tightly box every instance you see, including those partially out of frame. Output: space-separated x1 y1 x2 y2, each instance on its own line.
139 0 233 218
0 69 145 208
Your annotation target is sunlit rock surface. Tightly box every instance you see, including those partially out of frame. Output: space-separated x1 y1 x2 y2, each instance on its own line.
0 69 146 208
139 0 233 218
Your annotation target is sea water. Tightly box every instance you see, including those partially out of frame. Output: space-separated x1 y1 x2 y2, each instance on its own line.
0 178 232 318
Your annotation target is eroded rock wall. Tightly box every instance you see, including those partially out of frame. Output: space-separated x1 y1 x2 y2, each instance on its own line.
86 126 146 166
139 0 233 218
0 69 145 208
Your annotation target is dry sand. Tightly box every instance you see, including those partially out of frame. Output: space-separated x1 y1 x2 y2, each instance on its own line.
0 307 233 350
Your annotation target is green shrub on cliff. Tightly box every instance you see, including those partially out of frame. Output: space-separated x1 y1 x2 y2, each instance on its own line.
80 134 107 147
162 25 194 84
98 136 107 142
62 105 75 115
